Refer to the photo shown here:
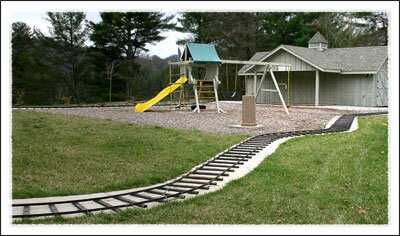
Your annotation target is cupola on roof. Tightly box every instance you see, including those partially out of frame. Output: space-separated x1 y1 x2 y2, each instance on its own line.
308 31 328 44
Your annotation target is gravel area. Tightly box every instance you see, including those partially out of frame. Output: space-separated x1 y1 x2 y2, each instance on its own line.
31 102 387 136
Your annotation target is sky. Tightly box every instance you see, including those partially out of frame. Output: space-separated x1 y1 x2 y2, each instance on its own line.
11 11 189 58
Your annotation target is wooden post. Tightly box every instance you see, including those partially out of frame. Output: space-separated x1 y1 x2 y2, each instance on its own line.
287 69 290 107
184 45 188 79
315 70 319 107
241 95 257 126
169 64 172 107
253 72 257 96
244 75 247 95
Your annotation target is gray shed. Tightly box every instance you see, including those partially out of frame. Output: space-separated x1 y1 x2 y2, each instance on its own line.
239 32 388 107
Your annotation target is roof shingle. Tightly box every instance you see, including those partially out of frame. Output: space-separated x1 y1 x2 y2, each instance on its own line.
308 31 328 44
282 45 387 72
239 45 387 74
238 51 270 74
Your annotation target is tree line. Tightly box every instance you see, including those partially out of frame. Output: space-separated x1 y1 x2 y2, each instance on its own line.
12 12 387 105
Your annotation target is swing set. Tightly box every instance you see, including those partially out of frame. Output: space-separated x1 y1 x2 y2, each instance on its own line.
137 43 291 114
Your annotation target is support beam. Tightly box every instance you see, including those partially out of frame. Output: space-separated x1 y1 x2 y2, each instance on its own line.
193 84 200 113
167 61 193 66
213 65 224 113
315 70 319 107
221 60 290 67
270 70 289 115
261 89 278 92
255 65 269 100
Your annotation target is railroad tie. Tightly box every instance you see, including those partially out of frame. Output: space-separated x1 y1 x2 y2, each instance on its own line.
114 195 147 208
72 202 90 215
94 199 117 212
48 204 59 214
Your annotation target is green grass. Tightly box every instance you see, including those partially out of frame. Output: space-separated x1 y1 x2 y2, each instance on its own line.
17 115 388 224
12 111 248 199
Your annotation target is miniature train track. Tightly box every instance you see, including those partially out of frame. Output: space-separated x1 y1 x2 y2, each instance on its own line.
12 112 387 219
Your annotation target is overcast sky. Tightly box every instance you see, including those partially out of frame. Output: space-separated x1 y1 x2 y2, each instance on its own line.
11 11 190 59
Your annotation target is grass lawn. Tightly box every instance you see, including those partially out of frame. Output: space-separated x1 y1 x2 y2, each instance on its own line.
18 115 388 224
12 110 248 199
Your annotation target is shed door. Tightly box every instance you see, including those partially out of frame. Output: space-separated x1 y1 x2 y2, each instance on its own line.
376 72 388 106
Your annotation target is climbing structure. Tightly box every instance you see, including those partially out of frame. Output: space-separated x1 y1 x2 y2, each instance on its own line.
137 42 292 114
180 43 224 113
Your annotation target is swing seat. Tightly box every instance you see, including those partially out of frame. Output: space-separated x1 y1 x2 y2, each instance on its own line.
191 104 206 110
226 91 237 98
225 64 238 98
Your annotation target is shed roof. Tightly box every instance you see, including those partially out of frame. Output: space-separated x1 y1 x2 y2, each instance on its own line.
238 51 270 74
183 43 222 64
308 31 328 44
239 45 388 74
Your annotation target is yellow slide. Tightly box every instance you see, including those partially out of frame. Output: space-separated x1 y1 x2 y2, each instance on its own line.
135 77 188 112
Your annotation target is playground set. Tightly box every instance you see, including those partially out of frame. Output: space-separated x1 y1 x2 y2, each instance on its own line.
135 43 291 114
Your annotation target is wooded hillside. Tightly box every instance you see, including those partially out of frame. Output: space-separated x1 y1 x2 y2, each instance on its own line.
12 12 388 105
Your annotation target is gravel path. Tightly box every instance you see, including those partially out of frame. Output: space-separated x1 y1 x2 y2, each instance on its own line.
32 102 385 136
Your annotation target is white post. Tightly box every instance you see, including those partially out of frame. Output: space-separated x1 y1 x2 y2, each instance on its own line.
213 65 224 113
189 65 200 113
315 70 319 107
193 84 200 113
213 79 222 113
270 69 289 115
188 65 195 84
255 65 269 100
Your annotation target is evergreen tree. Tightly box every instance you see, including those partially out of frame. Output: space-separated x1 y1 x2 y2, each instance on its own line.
11 22 33 105
90 12 175 101
314 12 388 48
39 12 91 103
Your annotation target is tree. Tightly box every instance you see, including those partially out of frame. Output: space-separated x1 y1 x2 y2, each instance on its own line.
177 13 260 100
11 22 34 105
256 12 320 50
352 12 388 46
90 12 175 101
178 13 261 60
89 40 121 103
176 12 214 45
314 12 388 48
176 12 318 99
135 55 169 100
40 12 91 103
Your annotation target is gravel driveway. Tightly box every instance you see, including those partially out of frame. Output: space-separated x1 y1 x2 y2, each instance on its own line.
30 101 382 136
